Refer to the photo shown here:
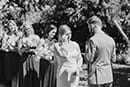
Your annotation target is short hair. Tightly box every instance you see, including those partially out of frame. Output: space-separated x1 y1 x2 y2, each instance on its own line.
87 16 102 27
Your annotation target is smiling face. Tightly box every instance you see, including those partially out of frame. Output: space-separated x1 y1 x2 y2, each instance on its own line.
48 28 57 40
62 28 72 42
25 24 34 36
58 25 72 43
8 20 17 32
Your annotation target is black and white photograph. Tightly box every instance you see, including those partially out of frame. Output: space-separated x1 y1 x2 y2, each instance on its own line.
0 0 130 87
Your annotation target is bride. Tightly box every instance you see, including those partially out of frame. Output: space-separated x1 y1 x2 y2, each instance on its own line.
54 24 83 87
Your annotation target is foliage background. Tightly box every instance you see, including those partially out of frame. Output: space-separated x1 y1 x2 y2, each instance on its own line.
0 0 130 53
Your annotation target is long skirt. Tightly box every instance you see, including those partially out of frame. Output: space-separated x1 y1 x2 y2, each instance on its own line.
0 51 20 87
21 69 40 87
40 59 57 87
0 50 5 83
4 52 20 82
19 53 40 87
57 70 79 87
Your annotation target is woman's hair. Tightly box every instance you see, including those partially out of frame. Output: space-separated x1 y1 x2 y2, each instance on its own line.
58 24 71 40
8 20 16 26
43 24 57 38
22 22 34 36
7 20 17 34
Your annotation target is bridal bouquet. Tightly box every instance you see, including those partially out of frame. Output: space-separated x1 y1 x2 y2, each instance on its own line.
22 35 40 48
33 39 54 61
1 33 19 52
19 34 40 55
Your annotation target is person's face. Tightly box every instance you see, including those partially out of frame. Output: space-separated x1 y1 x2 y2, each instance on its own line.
25 25 33 36
8 22 17 32
61 29 72 42
88 23 95 34
48 28 57 39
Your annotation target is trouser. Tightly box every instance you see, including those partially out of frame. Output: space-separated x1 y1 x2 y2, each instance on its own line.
88 82 113 87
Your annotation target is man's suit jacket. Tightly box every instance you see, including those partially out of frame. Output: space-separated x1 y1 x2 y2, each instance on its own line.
85 31 116 85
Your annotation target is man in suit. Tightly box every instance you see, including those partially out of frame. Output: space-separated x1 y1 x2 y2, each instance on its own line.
85 16 116 87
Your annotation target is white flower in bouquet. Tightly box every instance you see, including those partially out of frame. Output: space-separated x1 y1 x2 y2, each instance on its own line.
32 38 45 60
0 26 4 43
22 35 40 48
1 33 9 51
36 47 54 61
1 33 19 51
19 34 40 56
43 49 54 60
34 38 54 61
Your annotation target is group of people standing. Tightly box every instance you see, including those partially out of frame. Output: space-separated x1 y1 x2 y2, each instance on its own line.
0 15 116 87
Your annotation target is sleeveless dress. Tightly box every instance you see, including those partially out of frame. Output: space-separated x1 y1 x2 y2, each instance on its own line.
39 39 57 87
1 33 20 81
19 34 40 87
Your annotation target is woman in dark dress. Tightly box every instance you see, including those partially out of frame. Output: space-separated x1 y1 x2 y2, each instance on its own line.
39 24 58 87
0 20 21 87
19 23 40 87
0 22 4 84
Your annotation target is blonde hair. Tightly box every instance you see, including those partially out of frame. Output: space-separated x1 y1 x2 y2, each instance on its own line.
8 20 16 26
22 23 34 36
58 24 71 41
87 16 102 27
58 25 71 36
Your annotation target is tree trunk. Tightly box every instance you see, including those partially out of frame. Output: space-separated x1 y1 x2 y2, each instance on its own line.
113 18 130 46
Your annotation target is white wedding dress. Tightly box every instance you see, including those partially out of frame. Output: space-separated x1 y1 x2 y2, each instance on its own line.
54 41 83 87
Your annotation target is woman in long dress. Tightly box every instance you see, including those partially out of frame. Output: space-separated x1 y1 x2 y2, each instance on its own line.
0 22 5 83
54 24 83 87
19 23 40 87
39 24 57 87
0 20 21 87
